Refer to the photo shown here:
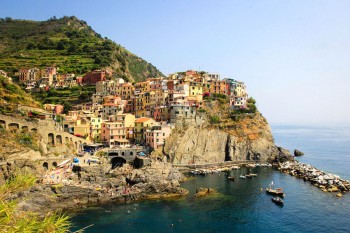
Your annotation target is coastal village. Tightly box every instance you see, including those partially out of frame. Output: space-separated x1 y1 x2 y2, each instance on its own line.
1 12 349 233
15 67 249 149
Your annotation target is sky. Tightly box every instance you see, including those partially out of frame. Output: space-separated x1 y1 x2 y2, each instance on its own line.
1 0 350 126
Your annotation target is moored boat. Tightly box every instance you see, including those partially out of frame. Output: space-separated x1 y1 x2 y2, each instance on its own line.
266 187 285 197
246 173 257 178
271 196 284 206
239 174 246 179
228 176 235 181
266 181 285 196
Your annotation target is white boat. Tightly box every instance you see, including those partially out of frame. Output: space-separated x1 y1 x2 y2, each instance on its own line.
239 174 246 179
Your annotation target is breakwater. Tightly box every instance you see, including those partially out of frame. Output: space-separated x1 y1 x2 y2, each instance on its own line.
279 161 350 195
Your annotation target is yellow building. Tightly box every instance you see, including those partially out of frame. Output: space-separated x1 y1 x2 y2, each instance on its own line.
117 113 135 140
113 83 134 100
189 82 203 97
74 120 91 141
90 117 103 142
134 81 151 93
134 117 156 142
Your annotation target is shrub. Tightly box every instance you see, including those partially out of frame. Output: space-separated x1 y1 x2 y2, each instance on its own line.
0 170 72 232
210 115 220 124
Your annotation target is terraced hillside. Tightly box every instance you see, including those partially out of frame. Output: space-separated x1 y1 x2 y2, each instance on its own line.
0 75 39 113
0 16 163 82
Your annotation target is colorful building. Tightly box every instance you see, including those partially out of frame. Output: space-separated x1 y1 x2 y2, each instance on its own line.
145 124 172 149
134 117 156 143
101 121 126 146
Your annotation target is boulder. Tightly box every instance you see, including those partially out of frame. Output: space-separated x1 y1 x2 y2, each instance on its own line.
294 149 304 157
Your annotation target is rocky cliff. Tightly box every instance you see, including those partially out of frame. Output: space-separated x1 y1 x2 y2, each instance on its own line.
163 113 291 165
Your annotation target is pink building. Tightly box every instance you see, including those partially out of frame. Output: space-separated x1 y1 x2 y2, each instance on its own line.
101 121 126 146
145 124 172 149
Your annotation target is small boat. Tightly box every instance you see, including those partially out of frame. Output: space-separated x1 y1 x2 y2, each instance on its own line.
266 187 285 197
239 174 246 179
266 181 285 197
246 173 257 178
227 176 235 181
271 196 284 206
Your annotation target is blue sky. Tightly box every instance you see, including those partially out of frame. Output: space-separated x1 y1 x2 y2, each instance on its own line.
1 0 350 126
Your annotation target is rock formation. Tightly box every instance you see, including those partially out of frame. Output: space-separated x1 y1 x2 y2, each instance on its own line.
163 113 292 165
294 149 304 157
2 160 187 214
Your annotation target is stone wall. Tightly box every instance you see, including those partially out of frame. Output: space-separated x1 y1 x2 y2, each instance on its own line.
0 114 88 153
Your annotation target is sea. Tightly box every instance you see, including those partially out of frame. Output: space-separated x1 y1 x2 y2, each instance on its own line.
70 126 350 233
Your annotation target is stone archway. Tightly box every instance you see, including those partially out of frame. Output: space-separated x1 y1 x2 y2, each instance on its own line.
8 123 19 133
52 162 57 168
22 126 28 132
43 162 48 170
48 133 54 145
111 157 126 169
31 128 37 132
56 135 62 145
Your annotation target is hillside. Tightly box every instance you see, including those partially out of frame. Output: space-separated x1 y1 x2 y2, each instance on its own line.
0 75 39 113
0 16 163 82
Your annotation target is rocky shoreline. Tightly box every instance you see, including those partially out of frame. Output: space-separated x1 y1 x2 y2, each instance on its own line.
3 160 188 215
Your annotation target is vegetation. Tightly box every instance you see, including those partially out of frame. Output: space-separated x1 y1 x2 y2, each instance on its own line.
0 16 163 82
16 132 39 151
210 115 220 124
0 75 39 113
230 97 258 116
0 75 39 110
204 93 229 104
0 170 72 232
31 85 95 111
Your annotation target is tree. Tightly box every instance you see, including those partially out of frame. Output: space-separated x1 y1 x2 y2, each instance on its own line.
67 42 79 53
26 42 36 49
56 41 65 50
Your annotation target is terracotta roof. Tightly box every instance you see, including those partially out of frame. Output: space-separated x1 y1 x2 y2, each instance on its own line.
103 103 118 106
135 117 152 123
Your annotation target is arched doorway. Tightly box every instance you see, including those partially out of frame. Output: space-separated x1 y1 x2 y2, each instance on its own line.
52 162 57 168
8 123 19 133
21 126 28 132
0 120 5 129
43 162 48 170
48 133 54 145
56 135 62 145
111 157 126 169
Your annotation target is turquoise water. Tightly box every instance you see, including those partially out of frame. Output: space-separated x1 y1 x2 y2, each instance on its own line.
71 126 350 233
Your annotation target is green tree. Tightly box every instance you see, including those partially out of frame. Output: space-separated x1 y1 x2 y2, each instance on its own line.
56 41 65 50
